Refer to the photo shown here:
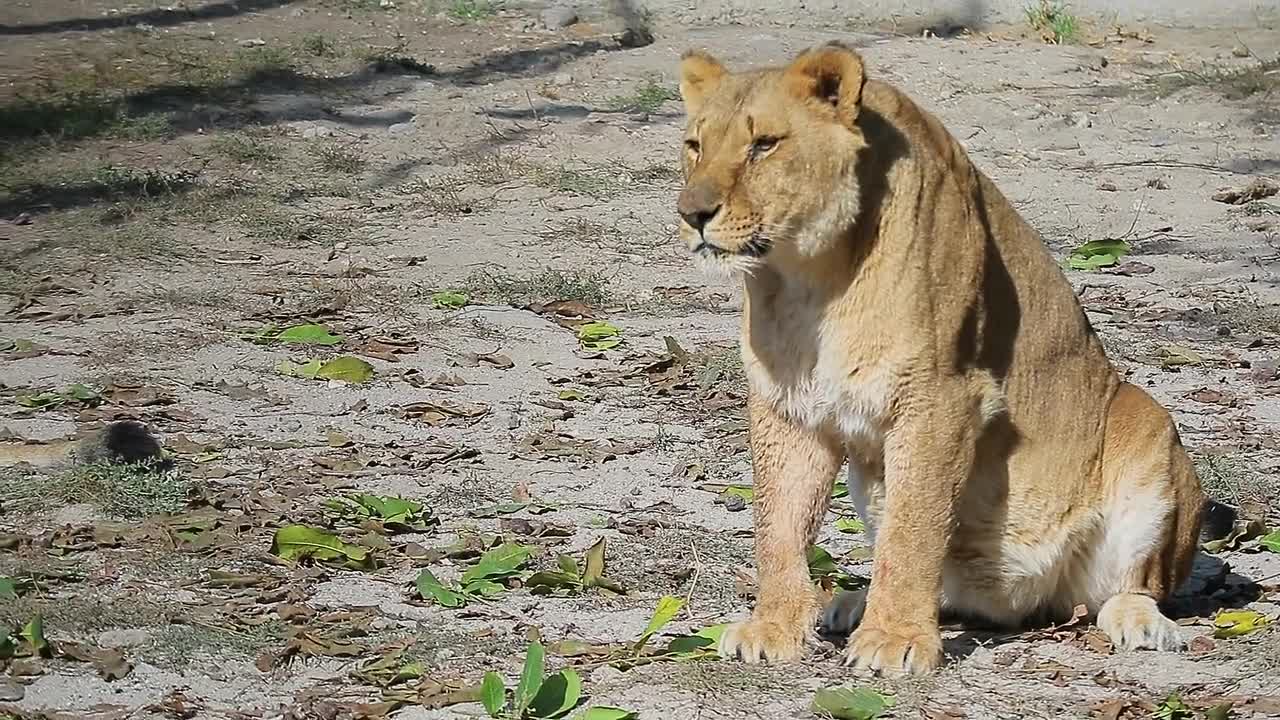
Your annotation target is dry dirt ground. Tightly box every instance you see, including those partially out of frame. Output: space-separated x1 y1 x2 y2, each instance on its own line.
2 2 1280 719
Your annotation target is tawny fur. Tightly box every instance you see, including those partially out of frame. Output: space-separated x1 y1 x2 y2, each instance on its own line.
675 43 1208 676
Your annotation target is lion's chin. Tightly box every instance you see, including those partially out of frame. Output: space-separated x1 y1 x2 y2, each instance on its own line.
692 248 764 280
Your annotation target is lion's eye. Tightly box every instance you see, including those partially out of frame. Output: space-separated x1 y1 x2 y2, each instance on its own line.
684 139 701 154
751 136 781 154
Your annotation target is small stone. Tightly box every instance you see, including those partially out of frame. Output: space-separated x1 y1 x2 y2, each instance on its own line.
238 38 266 47
387 121 414 134
541 5 578 29
0 681 23 701
1231 45 1250 58
302 126 335 139
552 72 573 86
379 0 395 7
722 494 748 512
1098 181 1117 192
1068 111 1092 129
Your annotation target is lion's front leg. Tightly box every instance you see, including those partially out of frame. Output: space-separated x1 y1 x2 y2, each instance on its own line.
719 393 844 663
845 398 974 676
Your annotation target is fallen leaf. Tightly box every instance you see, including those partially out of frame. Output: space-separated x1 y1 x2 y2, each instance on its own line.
275 323 343 346
1067 239 1131 271
1203 520 1267 553
811 686 895 720
577 321 622 351
1154 694 1193 720
481 671 506 716
1158 345 1204 369
835 517 866 534
461 543 533 586
416 569 466 608
634 595 684 651
1213 609 1270 639
20 615 51 658
432 291 469 309
270 525 374 569
277 356 375 383
1259 530 1280 553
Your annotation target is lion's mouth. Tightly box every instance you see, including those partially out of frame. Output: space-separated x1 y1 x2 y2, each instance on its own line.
693 234 771 258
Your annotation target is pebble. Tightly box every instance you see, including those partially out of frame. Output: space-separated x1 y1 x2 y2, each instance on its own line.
0 682 23 702
238 38 266 47
387 121 414 134
302 126 335 139
541 5 578 29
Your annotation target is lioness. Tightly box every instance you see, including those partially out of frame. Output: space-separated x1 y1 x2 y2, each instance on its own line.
675 42 1231 676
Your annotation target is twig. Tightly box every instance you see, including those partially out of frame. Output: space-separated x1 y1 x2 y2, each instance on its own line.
683 539 702 620
1083 159 1256 176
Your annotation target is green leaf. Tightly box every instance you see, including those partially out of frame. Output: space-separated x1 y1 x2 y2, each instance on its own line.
270 525 373 569
556 554 581 576
462 579 507 597
582 538 606 587
1213 609 1271 639
558 389 585 401
835 517 866 534
16 384 101 410
811 686 895 720
830 480 848 499
526 571 583 595
577 321 622 351
416 569 466 608
65 384 101 403
275 323 343 346
21 615 50 658
0 630 13 659
328 493 436 533
1204 703 1234 720
575 708 637 720
529 668 582 719
1260 530 1280 553
481 671 506 717
461 543 533 585
1067 238 1130 271
0 577 17 600
635 595 684 650
276 355 374 383
720 485 754 503
514 641 546 717
666 623 729 658
1154 694 1193 720
432 290 470 309
1202 519 1267 553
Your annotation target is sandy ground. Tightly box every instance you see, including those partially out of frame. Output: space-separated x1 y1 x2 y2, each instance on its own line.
1 2 1279 719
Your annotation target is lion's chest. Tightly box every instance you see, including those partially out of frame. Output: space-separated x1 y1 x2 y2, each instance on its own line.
746 352 894 443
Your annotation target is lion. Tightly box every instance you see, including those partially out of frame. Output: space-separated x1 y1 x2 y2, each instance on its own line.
674 41 1234 676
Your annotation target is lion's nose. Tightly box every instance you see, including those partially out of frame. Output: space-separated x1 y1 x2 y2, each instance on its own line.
680 205 721 231
678 181 723 232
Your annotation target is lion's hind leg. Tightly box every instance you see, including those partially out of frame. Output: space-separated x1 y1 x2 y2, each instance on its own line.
1090 383 1204 652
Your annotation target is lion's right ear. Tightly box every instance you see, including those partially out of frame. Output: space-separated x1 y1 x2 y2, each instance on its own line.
784 42 866 127
678 50 726 116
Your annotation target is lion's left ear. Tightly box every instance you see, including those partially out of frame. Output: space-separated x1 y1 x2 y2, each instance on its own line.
678 50 727 116
784 41 866 126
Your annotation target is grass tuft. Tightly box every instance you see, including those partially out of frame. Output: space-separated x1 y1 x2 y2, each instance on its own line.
1024 0 1079 44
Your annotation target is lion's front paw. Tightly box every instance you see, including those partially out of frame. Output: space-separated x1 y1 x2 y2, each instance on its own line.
843 625 943 676
718 615 812 664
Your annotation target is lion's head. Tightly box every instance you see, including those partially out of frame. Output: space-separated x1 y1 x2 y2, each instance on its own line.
675 43 869 277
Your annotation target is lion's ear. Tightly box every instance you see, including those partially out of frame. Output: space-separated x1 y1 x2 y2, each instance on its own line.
678 50 727 116
785 42 866 126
